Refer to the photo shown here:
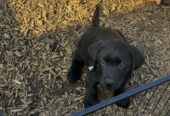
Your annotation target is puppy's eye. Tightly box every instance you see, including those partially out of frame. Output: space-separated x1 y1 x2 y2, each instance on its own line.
119 62 127 69
100 59 106 65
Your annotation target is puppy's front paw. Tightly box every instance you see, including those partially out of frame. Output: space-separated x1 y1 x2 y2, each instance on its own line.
83 96 98 108
115 98 130 109
67 69 80 83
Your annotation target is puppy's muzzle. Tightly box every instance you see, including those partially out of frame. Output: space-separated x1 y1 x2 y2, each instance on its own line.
104 78 122 90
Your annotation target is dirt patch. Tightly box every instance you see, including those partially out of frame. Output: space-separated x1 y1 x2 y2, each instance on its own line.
0 0 169 116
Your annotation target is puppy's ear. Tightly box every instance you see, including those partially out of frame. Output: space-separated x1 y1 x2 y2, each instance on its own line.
88 41 103 71
129 46 144 70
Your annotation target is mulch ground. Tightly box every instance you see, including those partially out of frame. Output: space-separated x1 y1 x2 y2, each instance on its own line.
0 0 169 116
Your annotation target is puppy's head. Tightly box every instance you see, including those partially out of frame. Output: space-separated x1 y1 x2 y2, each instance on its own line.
88 40 144 90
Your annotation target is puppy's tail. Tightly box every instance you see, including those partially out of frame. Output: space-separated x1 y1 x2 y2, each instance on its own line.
91 4 100 27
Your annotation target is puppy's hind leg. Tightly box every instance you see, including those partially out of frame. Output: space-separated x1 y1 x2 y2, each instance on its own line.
67 50 84 83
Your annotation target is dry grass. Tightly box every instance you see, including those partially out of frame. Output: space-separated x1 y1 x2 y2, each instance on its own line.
9 0 150 36
0 0 170 116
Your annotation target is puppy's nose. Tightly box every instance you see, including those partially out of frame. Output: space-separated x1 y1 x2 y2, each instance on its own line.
106 83 113 88
105 82 121 90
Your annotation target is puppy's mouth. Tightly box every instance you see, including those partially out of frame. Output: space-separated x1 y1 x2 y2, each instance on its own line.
101 83 121 90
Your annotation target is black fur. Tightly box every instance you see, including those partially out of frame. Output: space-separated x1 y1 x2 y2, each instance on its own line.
91 4 100 27
67 4 144 108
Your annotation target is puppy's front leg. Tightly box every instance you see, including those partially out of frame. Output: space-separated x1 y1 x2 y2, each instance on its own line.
67 50 84 83
83 73 98 107
114 85 130 109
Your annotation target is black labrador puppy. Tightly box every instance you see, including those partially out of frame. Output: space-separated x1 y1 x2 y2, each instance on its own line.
67 4 144 108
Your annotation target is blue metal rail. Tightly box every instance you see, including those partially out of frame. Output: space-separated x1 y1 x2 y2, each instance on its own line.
72 74 170 116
